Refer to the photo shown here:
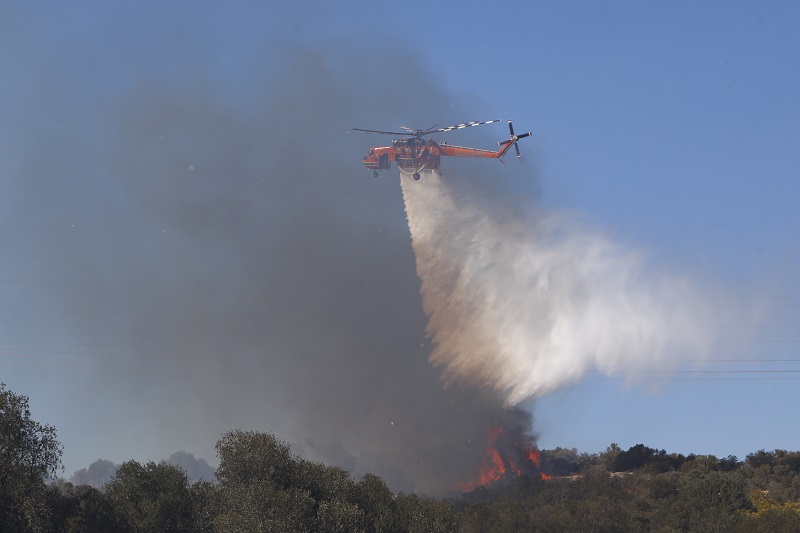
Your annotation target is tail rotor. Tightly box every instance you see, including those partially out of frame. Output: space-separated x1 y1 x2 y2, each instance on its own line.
501 120 532 158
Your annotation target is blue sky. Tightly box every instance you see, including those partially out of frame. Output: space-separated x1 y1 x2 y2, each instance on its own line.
1 1 798 488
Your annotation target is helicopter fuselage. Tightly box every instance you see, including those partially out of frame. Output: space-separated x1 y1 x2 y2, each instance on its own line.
362 138 442 172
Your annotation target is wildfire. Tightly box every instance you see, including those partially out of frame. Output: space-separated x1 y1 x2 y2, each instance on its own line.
475 425 510 486
527 449 552 480
460 423 551 491
528 449 541 467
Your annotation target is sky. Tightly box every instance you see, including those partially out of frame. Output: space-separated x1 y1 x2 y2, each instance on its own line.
1 2 798 493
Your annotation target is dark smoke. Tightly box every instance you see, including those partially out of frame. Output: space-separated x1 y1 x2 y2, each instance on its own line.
164 451 215 483
3 10 535 494
70 452 215 487
70 459 117 489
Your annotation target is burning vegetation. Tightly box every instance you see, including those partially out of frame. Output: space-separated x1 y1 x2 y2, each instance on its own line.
459 423 551 492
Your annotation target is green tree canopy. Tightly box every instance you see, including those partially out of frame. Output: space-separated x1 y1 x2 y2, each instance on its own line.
0 382 63 532
104 460 195 533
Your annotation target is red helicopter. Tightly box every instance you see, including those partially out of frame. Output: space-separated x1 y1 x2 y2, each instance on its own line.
348 120 532 180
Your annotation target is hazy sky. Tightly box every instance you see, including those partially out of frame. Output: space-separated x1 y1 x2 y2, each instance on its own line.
1 2 798 492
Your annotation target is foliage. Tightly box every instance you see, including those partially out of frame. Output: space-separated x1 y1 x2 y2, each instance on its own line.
737 488 800 531
104 460 196 532
611 443 688 474
45 437 800 532
8 382 800 532
0 382 63 533
451 445 800 532
46 481 123 532
538 447 584 477
212 429 456 532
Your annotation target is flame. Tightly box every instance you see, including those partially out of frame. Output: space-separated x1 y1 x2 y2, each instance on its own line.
525 448 552 480
474 424 508 486
528 448 553 481
459 424 552 491
527 448 542 467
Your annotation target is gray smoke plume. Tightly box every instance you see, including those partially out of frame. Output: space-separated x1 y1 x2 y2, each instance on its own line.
70 459 117 489
95 54 531 494
401 170 726 405
16 5 739 496
3 8 537 494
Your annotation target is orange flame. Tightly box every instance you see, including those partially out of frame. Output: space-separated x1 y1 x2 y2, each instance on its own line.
475 424 507 485
526 449 553 479
459 425 552 491
459 424 506 491
527 448 542 467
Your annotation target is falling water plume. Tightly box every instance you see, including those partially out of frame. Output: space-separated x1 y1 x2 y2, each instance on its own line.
401 169 723 405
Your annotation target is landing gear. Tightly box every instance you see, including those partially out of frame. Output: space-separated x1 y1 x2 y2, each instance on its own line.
373 171 379 178
413 172 420 181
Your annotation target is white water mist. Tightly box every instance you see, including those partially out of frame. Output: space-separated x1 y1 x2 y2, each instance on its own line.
401 170 724 405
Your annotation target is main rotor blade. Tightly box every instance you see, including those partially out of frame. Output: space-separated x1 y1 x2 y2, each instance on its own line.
348 128 413 136
412 124 439 137
432 119 502 134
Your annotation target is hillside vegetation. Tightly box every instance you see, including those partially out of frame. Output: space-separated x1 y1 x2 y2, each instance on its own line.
2 383 799 532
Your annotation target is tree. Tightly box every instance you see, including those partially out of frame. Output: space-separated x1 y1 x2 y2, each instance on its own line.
213 430 405 532
738 506 800 533
355 473 402 533
214 431 317 532
104 460 195 532
539 447 582 477
600 442 622 471
614 444 658 471
667 470 752 531
215 430 296 490
396 493 456 533
45 482 123 532
0 382 63 532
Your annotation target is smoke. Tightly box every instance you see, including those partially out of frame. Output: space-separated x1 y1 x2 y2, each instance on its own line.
6 4 736 496
164 451 215 483
2 5 539 495
70 459 118 488
69 452 214 487
96 51 519 495
401 170 724 405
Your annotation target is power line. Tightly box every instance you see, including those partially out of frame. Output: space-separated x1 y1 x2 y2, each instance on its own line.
611 220 800 230
0 279 254 298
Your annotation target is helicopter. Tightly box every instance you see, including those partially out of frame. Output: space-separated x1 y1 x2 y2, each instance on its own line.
348 120 532 180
